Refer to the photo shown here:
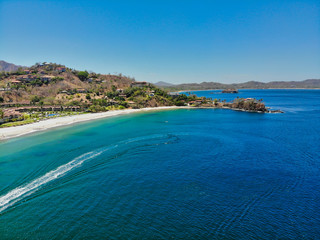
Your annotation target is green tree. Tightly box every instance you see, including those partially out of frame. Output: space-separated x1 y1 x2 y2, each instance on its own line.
106 91 116 99
77 71 89 81
31 95 41 104
86 94 91 100
0 109 4 119
0 96 4 103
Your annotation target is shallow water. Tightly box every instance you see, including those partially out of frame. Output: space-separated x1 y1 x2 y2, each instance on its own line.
0 89 319 239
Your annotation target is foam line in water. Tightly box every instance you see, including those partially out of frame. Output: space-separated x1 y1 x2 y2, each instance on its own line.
0 148 111 213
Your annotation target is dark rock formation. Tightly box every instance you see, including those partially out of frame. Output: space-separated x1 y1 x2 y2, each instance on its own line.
222 89 238 93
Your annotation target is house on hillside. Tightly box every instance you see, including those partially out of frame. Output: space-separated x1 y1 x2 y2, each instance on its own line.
19 75 37 82
10 80 22 86
59 90 71 95
188 100 202 106
168 92 180 97
107 99 119 106
148 90 155 97
57 67 66 73
0 87 11 91
76 88 87 93
40 75 53 82
116 89 124 93
24 69 32 74
130 81 149 88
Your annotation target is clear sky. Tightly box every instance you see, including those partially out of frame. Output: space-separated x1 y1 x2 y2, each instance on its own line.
1 0 319 84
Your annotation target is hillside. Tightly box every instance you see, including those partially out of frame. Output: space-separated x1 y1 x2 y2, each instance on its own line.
0 60 26 72
0 62 279 127
0 61 197 116
161 79 320 91
0 62 136 105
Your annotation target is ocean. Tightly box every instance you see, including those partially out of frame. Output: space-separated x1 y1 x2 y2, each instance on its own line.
0 89 319 239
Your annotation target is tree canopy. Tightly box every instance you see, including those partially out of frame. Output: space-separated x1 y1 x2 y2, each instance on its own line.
31 95 41 104
77 71 89 81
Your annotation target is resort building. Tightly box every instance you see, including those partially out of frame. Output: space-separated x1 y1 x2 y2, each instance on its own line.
130 81 149 87
2 109 23 122
0 87 12 91
40 75 53 82
19 75 37 82
57 67 66 72
168 92 180 98
76 88 87 93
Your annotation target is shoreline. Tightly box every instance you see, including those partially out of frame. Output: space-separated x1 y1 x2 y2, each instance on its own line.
0 106 187 141
0 104 281 141
176 88 320 92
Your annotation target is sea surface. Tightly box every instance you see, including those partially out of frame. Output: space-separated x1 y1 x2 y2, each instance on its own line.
0 89 319 239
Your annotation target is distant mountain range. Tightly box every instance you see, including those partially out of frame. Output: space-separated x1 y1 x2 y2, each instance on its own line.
0 60 26 72
2 60 319 89
154 81 175 87
154 79 320 90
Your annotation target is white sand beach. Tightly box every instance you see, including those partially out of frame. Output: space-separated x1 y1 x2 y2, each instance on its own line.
0 106 185 141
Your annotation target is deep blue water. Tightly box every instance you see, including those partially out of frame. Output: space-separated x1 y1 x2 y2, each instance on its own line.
0 89 319 239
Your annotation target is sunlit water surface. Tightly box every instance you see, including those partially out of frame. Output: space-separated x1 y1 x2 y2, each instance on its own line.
0 89 319 239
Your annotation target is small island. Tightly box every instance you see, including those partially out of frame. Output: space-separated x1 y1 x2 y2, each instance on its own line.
222 89 239 93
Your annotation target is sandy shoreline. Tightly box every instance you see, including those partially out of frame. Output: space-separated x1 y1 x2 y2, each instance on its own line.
0 106 186 141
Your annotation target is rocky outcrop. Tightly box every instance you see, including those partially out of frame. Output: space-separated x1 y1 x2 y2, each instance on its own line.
222 89 238 93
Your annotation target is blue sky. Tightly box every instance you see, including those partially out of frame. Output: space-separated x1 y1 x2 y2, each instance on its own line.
1 0 319 83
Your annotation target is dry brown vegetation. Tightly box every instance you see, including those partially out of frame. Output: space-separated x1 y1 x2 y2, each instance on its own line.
0 63 135 105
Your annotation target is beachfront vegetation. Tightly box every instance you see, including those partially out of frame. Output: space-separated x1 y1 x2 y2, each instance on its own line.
0 61 272 127
0 119 35 128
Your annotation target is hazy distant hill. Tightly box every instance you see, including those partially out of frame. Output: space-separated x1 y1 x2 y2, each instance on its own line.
0 60 26 72
162 79 320 90
154 81 175 87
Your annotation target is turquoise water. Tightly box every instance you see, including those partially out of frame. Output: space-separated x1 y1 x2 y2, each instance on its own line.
0 89 320 239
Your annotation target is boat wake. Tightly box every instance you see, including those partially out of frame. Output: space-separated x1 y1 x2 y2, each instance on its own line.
0 147 112 214
0 133 179 214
